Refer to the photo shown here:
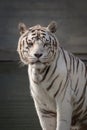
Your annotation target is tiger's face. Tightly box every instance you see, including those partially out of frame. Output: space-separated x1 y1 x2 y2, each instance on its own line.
17 21 59 69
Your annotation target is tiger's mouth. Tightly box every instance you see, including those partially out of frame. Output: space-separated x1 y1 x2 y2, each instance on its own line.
30 59 41 64
30 60 47 70
35 60 42 64
31 60 47 65
29 56 53 65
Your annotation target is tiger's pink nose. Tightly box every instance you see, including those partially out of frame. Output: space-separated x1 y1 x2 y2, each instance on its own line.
34 53 42 58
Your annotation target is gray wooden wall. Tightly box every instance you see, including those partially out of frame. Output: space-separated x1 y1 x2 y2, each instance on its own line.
0 0 87 61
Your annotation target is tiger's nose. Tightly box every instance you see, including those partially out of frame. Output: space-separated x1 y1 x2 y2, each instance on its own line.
34 53 43 58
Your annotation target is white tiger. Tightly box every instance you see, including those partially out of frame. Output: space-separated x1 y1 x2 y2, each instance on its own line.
17 21 87 130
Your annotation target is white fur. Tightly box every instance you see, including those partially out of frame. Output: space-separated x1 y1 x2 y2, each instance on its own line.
28 47 87 130
17 23 87 130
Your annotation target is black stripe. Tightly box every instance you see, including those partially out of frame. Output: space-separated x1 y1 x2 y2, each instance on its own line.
81 62 84 72
83 106 87 115
79 111 87 122
72 110 83 125
73 110 83 119
52 35 57 48
46 39 50 42
49 36 52 43
59 73 69 94
40 29 45 32
21 52 24 61
53 39 57 48
32 79 38 84
48 52 59 80
22 32 28 38
61 48 67 68
76 80 87 104
47 75 59 91
80 116 87 123
20 43 22 50
32 33 36 36
40 33 46 36
82 113 87 119
26 37 32 45
31 29 35 33
41 35 45 39
23 39 25 46
62 79 69 102
75 89 79 96
54 80 63 98
57 73 69 102
74 78 79 93
21 52 28 63
42 115 51 118
74 97 85 114
76 58 79 73
41 66 50 81
69 54 75 74
85 65 87 78
72 55 75 74
40 109 56 118
68 54 72 72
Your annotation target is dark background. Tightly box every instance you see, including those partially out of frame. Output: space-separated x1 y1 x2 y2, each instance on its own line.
0 0 87 130
0 0 87 61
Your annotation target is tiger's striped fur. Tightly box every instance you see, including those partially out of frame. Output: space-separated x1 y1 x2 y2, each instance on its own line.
17 21 87 130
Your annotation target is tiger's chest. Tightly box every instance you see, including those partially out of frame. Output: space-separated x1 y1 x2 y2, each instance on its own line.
30 79 57 113
29 69 67 99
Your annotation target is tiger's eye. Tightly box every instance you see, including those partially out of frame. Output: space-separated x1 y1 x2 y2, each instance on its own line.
28 42 33 47
44 43 49 47
26 46 29 49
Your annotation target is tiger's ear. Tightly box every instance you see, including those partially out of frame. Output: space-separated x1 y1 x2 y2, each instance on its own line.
47 21 57 33
18 23 27 35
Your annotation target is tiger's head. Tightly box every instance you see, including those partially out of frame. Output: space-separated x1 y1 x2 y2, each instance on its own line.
17 21 59 69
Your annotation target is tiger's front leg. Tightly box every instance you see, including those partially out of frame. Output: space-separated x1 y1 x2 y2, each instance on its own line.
56 100 72 130
33 98 57 130
55 88 73 130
